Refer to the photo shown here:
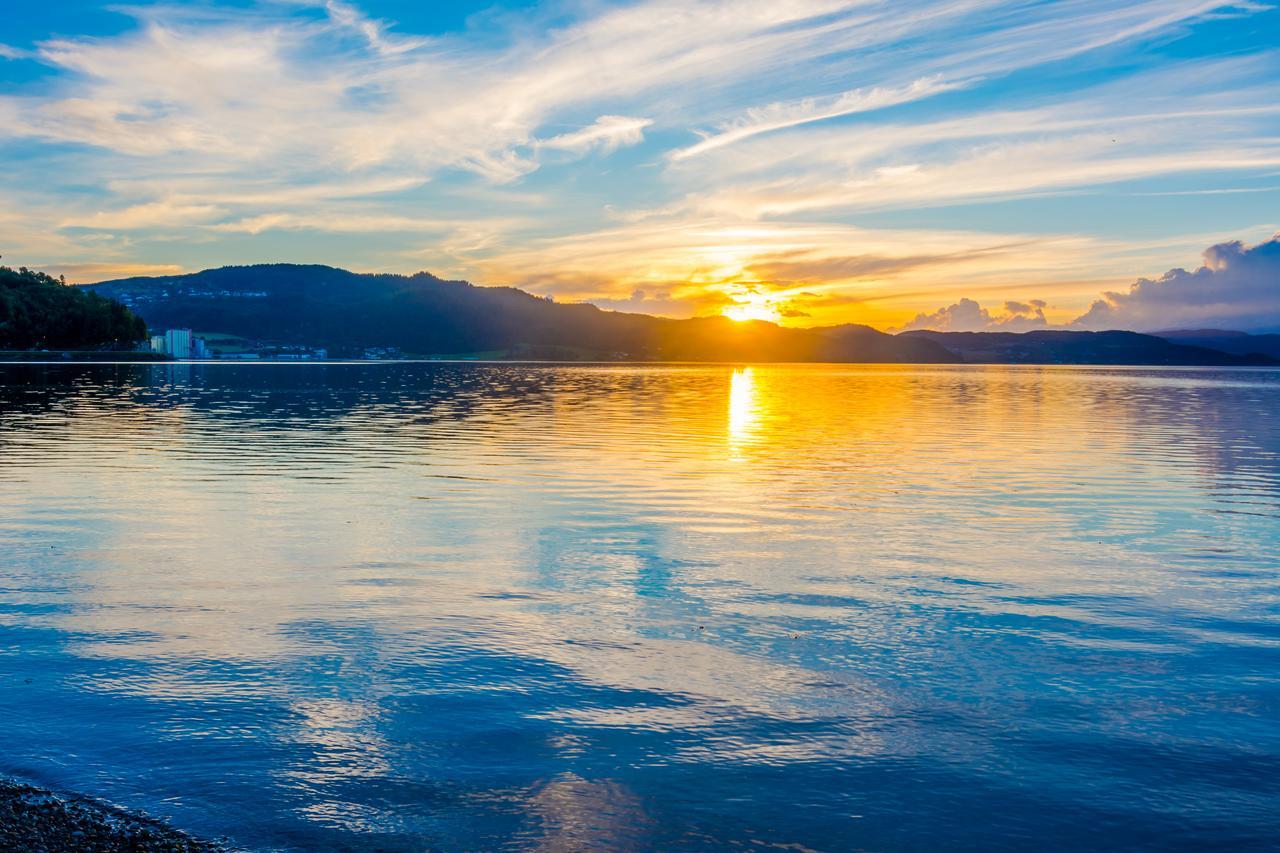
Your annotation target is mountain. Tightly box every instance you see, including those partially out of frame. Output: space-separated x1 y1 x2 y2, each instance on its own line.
1153 329 1280 361
1 264 147 350
82 264 1280 365
85 264 960 363
901 329 1278 365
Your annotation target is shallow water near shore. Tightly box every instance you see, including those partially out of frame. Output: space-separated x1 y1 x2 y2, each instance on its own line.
1 362 1278 850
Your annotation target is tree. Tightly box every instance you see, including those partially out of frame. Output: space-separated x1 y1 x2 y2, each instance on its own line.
0 263 148 350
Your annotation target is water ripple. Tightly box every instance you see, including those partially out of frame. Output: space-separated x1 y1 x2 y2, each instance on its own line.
1 363 1278 850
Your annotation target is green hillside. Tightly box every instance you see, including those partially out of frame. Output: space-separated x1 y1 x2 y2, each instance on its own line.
1 264 147 350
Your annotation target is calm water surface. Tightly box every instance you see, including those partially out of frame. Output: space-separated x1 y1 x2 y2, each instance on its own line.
1 363 1278 850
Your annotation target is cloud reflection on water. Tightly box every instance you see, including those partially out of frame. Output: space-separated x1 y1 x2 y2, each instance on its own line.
1 363 1279 849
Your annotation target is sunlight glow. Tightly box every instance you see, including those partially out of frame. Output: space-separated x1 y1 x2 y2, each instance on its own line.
723 295 783 324
727 367 760 456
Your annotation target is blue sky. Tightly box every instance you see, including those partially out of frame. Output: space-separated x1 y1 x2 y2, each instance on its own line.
2 0 1278 329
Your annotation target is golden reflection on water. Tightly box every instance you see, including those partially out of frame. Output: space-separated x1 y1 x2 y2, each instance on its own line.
726 367 761 456
11 364 1266 684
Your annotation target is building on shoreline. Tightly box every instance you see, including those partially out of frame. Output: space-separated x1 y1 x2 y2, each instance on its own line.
148 329 326 360
150 329 201 359
150 329 193 358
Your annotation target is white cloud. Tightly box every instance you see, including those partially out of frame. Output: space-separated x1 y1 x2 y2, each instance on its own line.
672 76 962 160
323 0 429 57
64 200 226 230
895 297 1050 332
668 58 1280 218
210 211 524 237
539 116 653 154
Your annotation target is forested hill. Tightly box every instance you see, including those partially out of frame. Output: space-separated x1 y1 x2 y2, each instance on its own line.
86 264 960 363
1 264 147 350
1153 329 1280 361
901 329 1278 365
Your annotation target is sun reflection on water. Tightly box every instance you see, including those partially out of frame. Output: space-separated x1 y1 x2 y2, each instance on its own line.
727 367 761 456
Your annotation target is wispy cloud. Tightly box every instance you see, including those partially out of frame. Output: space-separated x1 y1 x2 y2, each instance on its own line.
671 76 963 160
322 0 430 56
539 116 653 154
667 58 1280 219
63 200 227 230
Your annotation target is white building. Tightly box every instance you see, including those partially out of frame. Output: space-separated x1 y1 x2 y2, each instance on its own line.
163 329 193 359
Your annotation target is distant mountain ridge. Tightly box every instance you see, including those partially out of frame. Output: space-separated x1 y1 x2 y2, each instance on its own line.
902 329 1277 366
85 264 1280 365
1152 329 1280 361
86 264 959 363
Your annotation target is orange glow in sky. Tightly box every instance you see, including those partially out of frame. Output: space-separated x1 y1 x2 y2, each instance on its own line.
722 295 783 324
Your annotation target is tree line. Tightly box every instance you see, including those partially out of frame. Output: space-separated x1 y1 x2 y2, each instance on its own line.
0 262 147 350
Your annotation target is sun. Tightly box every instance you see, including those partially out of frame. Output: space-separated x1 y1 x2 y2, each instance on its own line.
723 294 783 324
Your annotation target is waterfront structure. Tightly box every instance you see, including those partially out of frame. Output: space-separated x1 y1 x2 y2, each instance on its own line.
149 329 205 358
147 331 326 360
164 329 193 359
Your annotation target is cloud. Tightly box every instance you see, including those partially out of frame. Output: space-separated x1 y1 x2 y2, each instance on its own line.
744 243 1033 285
539 116 653 154
0 44 31 60
670 57 1280 220
463 211 1120 329
587 287 695 317
895 297 1050 332
1072 234 1280 332
211 213 378 235
0 0 1276 324
1004 299 1044 315
323 0 429 57
672 76 962 160
64 200 226 230
892 234 1280 334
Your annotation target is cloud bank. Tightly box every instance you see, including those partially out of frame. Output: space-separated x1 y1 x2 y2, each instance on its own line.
1072 234 1280 332
896 235 1280 333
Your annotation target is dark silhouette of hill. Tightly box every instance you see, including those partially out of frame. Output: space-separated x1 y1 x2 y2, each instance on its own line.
901 329 1277 365
1154 329 1280 361
1 263 146 350
82 264 1280 365
86 264 960 363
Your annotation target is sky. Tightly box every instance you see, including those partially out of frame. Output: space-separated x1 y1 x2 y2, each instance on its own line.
1 0 1278 331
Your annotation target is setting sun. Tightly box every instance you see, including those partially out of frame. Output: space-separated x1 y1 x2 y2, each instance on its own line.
722 296 783 324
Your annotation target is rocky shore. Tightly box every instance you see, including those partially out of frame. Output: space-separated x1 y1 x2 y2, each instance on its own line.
0 779 225 852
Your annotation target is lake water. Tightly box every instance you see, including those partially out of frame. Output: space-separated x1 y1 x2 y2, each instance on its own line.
1 362 1278 851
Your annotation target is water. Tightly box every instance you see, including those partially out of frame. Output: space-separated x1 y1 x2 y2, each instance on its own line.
1 362 1278 851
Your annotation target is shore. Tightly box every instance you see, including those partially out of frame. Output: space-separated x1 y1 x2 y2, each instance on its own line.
0 351 174 362
0 778 224 852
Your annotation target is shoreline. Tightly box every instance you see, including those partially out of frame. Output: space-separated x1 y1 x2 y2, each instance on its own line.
0 777 225 852
0 351 174 362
